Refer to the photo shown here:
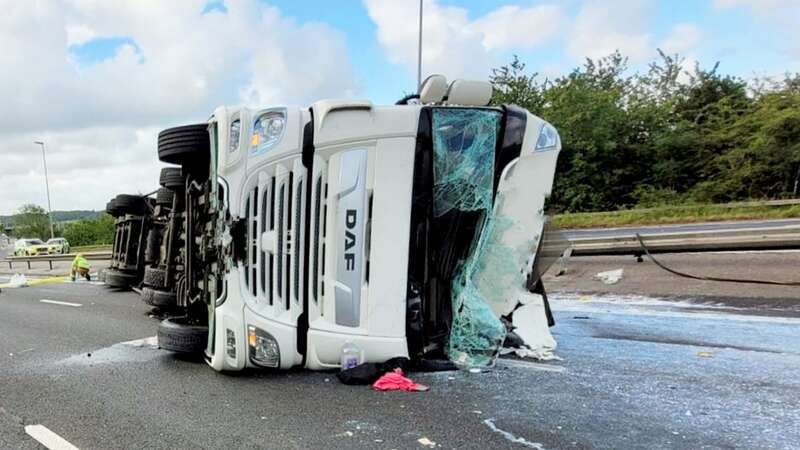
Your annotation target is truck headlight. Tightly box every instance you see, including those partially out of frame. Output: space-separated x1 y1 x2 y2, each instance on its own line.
226 328 236 358
248 325 280 368
250 110 286 155
535 123 559 152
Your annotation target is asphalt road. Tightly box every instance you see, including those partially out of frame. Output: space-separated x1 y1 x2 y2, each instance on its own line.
563 218 800 239
1 282 798 449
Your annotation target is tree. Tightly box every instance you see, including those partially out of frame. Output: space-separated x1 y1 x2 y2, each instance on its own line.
13 204 50 240
489 51 800 212
63 214 115 247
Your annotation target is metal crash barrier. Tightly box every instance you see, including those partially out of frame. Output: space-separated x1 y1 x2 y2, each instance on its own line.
3 252 112 270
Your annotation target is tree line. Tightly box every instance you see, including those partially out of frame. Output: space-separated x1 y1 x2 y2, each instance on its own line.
490 51 800 213
7 204 114 246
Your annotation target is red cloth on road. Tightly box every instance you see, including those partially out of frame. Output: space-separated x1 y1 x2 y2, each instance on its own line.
372 368 429 392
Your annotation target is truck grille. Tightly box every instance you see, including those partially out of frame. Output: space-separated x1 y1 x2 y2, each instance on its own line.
309 169 328 311
244 160 312 317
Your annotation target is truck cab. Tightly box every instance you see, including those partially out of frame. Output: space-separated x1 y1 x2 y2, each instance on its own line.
153 76 562 371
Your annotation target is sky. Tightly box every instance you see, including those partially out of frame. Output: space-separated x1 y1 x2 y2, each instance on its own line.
1 0 799 215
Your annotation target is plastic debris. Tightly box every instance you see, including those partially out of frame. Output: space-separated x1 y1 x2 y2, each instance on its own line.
372 368 429 392
8 274 28 288
595 269 624 285
418 437 437 448
509 300 557 360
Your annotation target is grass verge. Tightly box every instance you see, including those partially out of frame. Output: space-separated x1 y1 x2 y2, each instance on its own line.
553 204 800 229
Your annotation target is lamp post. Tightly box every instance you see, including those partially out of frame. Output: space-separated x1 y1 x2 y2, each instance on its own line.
417 0 423 91
33 141 55 240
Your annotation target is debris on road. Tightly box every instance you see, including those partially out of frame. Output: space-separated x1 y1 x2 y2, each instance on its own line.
8 274 28 288
417 437 437 447
337 357 410 385
594 268 624 284
372 368 429 392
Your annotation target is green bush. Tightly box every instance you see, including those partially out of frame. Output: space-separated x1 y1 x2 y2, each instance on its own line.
490 53 800 213
63 214 115 247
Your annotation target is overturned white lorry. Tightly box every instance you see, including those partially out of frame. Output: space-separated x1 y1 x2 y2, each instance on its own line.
146 75 562 371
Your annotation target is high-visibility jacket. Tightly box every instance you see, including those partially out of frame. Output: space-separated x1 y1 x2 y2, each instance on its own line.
72 254 90 269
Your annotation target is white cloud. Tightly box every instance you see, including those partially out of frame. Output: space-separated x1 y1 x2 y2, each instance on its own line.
661 23 702 55
472 5 565 51
65 24 96 46
0 0 359 214
567 0 654 62
363 0 564 80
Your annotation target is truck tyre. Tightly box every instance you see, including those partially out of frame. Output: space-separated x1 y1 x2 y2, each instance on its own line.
143 266 167 289
141 286 176 307
106 199 122 218
114 194 148 215
105 270 137 288
158 317 208 354
157 125 209 166
155 188 174 206
159 167 184 191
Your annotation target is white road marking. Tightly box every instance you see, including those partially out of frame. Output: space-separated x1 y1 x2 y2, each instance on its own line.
24 424 81 450
483 418 546 449
39 299 82 308
498 359 566 373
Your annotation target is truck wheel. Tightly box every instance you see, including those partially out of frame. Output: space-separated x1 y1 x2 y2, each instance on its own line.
158 317 208 354
143 266 167 289
105 270 137 288
159 167 184 191
155 187 174 206
141 286 176 307
106 199 123 218
158 125 209 166
114 194 148 215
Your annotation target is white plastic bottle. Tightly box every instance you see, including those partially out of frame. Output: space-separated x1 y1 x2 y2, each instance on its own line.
340 341 363 370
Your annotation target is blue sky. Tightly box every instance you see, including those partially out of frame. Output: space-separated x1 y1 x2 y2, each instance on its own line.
1 0 798 214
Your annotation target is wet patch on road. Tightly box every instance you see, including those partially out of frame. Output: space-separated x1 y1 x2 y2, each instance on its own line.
59 336 160 366
592 332 784 354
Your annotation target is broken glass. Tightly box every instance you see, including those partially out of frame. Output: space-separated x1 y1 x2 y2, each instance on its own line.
430 108 509 368
431 108 500 217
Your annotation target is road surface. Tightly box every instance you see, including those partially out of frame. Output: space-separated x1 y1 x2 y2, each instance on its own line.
563 218 800 239
0 282 797 449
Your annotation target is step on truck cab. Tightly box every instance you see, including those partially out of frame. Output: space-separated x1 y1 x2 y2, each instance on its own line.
155 75 563 371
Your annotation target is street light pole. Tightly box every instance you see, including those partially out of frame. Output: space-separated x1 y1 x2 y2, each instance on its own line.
417 0 423 92
33 141 55 240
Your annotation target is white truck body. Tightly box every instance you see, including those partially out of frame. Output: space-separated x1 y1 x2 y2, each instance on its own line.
201 79 561 371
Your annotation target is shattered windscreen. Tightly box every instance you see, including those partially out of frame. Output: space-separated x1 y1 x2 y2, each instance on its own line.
430 108 508 368
431 109 500 217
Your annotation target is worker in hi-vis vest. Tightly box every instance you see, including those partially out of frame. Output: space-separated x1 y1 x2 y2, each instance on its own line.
71 253 91 281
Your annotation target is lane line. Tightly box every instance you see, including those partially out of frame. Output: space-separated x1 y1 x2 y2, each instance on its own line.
483 419 546 449
24 424 81 450
40 299 82 308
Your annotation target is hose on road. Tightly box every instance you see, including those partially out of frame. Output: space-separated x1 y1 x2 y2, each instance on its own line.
635 233 800 286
